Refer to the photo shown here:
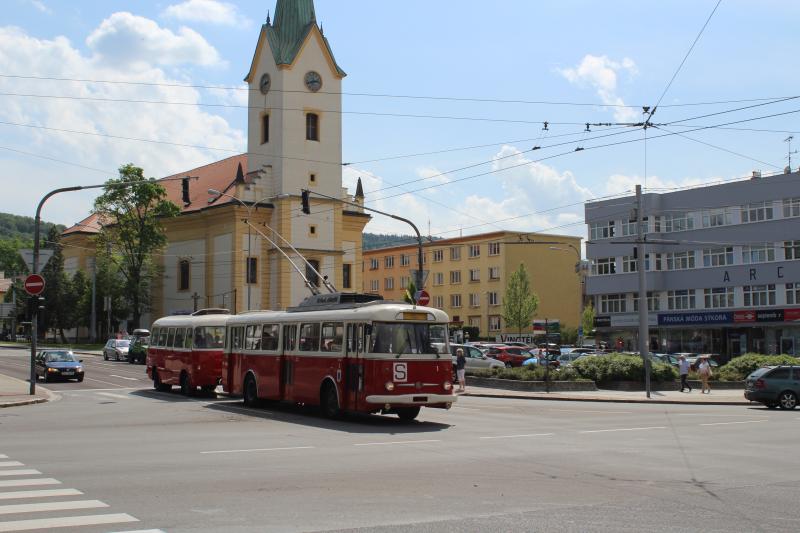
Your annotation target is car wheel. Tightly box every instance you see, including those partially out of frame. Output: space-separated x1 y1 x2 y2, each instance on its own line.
504 362 513 368
77 375 84 382
243 374 259 407
103 351 108 361
778 391 797 410
320 381 340 418
396 406 421 422
128 356 135 365
42 373 48 383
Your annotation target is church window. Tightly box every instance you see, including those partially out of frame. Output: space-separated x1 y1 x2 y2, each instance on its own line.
342 264 352 289
309 225 317 236
246 257 257 284
306 113 319 141
261 114 269 144
178 259 190 291
309 173 316 183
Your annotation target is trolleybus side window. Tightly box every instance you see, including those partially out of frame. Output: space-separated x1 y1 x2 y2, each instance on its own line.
299 323 320 352
230 326 244 351
174 327 185 349
194 328 206 348
158 328 168 347
151 328 160 347
167 328 176 348
245 325 262 350
283 325 297 351
321 322 344 352
184 329 192 349
262 324 280 351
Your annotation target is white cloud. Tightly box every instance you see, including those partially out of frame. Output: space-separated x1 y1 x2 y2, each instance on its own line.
162 0 250 27
0 22 244 225
559 54 639 123
86 12 223 68
604 173 714 195
28 1 51 14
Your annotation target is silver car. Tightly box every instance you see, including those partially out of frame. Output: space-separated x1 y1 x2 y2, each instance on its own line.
103 339 130 361
450 344 505 371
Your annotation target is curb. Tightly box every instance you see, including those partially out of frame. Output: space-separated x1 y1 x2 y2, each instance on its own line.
0 397 49 408
462 391 753 406
0 373 54 408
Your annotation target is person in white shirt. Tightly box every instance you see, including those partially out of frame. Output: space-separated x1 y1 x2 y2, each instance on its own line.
698 357 712 394
678 355 691 393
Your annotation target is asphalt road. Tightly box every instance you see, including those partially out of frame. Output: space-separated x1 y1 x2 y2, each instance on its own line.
1 347 799 532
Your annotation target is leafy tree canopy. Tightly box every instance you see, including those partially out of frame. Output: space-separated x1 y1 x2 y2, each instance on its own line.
502 263 539 334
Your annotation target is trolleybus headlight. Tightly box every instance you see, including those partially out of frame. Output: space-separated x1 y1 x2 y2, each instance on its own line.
443 381 452 391
385 381 395 391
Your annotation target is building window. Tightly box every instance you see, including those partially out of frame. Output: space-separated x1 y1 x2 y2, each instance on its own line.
702 247 734 267
432 295 444 308
261 114 269 144
400 276 409 288
369 258 379 270
469 293 480 307
702 208 731 228
665 251 695 271
742 244 775 264
246 257 257 284
450 246 461 260
469 268 480 282
468 244 480 258
309 225 317 236
385 277 394 290
306 113 319 141
742 201 774 223
468 316 481 328
370 279 379 292
592 258 616 276
622 256 637 273
646 253 662 272
432 249 443 262
489 266 500 280
599 293 626 314
488 242 501 255
589 221 615 240
787 283 800 305
488 292 499 306
488 315 501 332
400 254 410 266
451 294 462 308
633 292 660 312
744 284 776 307
783 197 800 218
784 241 800 260
384 256 394 268
306 259 320 287
661 213 694 233
433 272 444 286
621 217 649 237
342 263 352 289
178 259 190 291
667 289 696 310
450 270 461 284
704 287 734 309
309 173 316 183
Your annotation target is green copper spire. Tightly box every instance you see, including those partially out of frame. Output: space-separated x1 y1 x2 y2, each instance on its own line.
266 0 345 76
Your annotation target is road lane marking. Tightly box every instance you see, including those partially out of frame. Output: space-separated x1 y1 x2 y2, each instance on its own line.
83 377 142 388
201 446 315 455
354 440 442 447
108 530 166 533
0 479 59 488
0 489 82 500
0 463 23 468
0 512 138 532
0 499 107 515
700 420 768 426
96 392 130 400
548 409 633 414
62 388 140 393
452 406 482 411
580 426 666 434
480 433 554 440
109 375 139 381
0 470 40 477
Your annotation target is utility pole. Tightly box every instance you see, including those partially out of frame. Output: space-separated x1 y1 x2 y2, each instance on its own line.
785 136 797 170
90 258 97 343
192 292 201 313
636 185 651 398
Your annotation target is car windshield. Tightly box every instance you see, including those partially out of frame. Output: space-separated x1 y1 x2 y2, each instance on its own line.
115 340 130 347
370 322 443 355
45 351 76 362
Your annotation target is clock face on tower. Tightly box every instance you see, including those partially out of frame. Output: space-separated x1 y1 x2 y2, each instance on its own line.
304 71 322 92
259 73 271 95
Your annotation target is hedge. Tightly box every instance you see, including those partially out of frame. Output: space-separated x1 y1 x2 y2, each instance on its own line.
468 365 589 382
717 353 799 381
571 354 678 382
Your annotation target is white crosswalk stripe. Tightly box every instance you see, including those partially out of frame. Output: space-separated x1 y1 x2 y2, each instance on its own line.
0 453 160 533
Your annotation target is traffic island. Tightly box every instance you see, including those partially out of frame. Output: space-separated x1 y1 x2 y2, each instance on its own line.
466 376 597 392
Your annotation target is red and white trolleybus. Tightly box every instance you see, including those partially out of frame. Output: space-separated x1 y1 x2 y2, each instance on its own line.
146 309 229 395
223 293 456 420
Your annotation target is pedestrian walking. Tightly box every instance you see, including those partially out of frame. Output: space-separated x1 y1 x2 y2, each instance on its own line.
698 356 712 394
678 355 692 392
455 348 467 392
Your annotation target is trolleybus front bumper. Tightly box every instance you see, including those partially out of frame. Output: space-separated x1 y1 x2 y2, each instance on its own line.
366 393 457 407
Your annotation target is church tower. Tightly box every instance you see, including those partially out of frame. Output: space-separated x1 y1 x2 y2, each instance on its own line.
244 0 367 308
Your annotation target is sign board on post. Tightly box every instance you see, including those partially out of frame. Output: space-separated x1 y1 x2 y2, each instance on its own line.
18 249 54 273
23 274 45 296
409 269 429 289
415 290 430 306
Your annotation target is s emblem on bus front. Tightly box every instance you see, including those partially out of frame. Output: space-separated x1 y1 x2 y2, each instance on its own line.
393 362 408 382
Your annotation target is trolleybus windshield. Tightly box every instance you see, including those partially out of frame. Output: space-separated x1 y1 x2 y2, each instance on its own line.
370 322 445 355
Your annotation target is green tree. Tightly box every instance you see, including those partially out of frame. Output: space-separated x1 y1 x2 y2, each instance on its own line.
0 238 28 275
92 164 180 329
582 303 595 338
502 263 539 334
41 226 73 342
69 270 91 341
403 279 418 304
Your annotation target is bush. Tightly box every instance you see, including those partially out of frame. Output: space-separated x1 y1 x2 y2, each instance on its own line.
468 366 590 382
717 353 799 381
572 354 677 382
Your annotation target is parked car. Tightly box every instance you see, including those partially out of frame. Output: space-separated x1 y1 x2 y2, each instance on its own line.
449 344 505 373
128 336 149 365
537 343 562 356
103 339 130 361
745 366 800 409
483 346 530 367
35 350 84 382
502 341 532 349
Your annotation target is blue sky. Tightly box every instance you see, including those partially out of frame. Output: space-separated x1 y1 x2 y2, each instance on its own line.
2 0 799 241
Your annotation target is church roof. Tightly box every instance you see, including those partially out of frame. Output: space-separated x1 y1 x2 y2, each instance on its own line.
264 0 346 77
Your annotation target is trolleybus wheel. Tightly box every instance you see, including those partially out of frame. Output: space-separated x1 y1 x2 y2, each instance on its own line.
243 374 259 407
396 406 420 422
320 381 340 418
200 385 217 396
153 369 171 392
180 371 196 396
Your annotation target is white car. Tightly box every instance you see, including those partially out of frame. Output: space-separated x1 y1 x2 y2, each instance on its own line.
103 339 130 361
450 344 505 371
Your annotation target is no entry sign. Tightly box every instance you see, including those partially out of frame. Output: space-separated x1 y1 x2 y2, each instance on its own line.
24 274 45 296
415 290 430 306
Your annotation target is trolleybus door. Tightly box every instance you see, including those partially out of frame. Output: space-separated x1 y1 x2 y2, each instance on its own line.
281 324 297 401
344 323 364 411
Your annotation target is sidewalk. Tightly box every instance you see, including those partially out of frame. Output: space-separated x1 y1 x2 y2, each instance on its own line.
0 373 50 408
462 386 751 405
